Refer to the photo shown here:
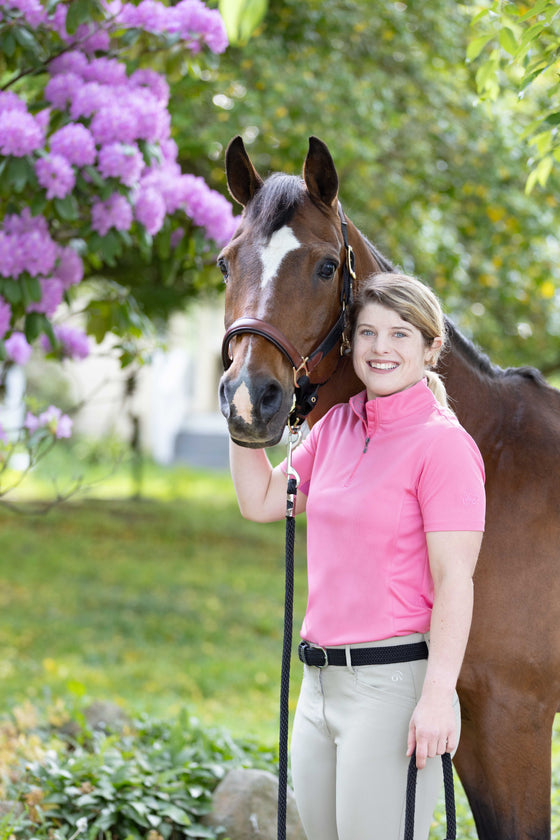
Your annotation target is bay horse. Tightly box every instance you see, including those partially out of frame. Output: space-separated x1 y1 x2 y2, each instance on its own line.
218 135 560 840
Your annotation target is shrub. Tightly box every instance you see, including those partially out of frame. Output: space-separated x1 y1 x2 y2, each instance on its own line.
3 705 276 839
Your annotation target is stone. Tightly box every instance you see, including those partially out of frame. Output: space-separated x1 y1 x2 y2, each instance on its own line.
83 701 132 732
204 768 306 840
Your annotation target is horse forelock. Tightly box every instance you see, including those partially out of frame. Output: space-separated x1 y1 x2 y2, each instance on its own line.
244 173 305 240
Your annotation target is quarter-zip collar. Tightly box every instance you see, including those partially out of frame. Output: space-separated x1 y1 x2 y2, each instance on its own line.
349 378 436 437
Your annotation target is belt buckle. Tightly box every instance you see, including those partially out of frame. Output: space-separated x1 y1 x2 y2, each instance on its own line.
299 641 328 668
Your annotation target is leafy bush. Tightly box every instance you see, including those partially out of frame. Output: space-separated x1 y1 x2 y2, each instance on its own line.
3 705 276 840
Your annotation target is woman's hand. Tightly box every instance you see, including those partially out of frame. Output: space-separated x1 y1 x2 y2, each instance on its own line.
407 691 457 769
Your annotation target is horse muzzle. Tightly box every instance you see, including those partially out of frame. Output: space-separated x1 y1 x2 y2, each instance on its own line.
219 369 293 448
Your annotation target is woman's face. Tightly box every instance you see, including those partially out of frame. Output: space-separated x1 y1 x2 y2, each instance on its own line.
352 302 441 400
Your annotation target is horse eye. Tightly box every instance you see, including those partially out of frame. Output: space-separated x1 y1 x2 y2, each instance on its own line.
318 259 338 280
217 258 229 282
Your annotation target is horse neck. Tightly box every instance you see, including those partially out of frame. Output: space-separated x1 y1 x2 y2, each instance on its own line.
438 322 502 445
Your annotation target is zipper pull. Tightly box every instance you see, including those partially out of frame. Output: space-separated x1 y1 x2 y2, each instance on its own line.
363 436 370 454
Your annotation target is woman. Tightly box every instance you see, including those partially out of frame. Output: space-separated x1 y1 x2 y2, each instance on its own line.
229 272 485 840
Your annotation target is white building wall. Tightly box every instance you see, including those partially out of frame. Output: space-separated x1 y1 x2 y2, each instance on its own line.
68 299 229 467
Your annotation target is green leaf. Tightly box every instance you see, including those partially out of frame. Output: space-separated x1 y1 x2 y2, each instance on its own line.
498 26 517 56
2 280 22 305
65 0 93 34
13 25 41 55
545 112 560 126
218 0 268 46
21 275 42 304
6 156 32 193
466 33 494 62
54 195 80 222
24 312 47 343
519 0 554 21
475 53 500 98
1 30 16 57
29 193 47 216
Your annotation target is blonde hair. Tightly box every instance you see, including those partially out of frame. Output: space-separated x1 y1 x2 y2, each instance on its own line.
348 272 449 408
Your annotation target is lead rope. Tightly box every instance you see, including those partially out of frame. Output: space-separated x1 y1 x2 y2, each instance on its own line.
277 428 301 840
404 751 456 840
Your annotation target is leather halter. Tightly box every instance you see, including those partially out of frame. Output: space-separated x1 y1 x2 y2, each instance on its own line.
221 203 356 428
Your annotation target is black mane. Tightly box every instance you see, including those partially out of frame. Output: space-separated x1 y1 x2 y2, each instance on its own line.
445 318 548 385
244 174 305 239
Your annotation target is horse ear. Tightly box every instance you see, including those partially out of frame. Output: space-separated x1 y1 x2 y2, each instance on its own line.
303 136 339 208
225 136 264 207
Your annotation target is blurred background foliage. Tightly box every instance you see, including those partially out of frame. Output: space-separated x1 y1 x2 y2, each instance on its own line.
174 0 560 374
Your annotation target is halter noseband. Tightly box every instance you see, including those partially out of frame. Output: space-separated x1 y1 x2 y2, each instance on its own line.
221 203 356 429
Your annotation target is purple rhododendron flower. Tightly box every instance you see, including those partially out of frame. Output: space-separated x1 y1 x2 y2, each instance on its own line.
50 123 96 167
24 411 38 432
27 277 64 317
25 406 73 438
22 233 58 278
1 210 61 279
0 91 27 113
98 142 144 187
70 23 111 54
44 72 82 110
35 108 51 133
1 210 59 279
69 81 108 120
134 185 166 235
0 298 12 339
91 194 133 236
127 88 169 143
35 154 76 199
48 50 89 78
130 68 169 105
84 56 129 86
41 324 90 360
2 0 46 27
5 332 32 366
56 247 84 290
0 110 44 156
90 104 138 145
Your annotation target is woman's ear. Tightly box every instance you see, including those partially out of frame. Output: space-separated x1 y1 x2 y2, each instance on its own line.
425 336 443 366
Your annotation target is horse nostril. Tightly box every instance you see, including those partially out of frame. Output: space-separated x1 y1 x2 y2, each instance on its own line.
258 381 283 423
218 379 231 420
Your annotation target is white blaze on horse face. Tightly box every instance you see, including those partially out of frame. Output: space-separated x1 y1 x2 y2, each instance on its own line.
231 380 253 424
259 226 300 289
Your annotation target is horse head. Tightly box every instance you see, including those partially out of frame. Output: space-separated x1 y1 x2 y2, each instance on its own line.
218 136 363 448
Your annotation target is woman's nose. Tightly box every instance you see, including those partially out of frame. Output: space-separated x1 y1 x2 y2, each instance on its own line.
371 334 390 354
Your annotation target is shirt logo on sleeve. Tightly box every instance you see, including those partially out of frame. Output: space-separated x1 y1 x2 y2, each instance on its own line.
462 492 480 506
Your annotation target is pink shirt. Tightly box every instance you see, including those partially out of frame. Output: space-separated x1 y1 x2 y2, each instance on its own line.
285 380 485 646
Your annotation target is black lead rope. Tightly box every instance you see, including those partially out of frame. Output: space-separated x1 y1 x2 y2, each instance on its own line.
277 430 301 840
405 751 457 840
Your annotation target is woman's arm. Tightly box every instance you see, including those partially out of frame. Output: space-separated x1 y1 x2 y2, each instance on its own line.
229 439 307 523
407 530 483 769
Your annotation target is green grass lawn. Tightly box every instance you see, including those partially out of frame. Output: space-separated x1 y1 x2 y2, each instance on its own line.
0 457 309 744
0 445 558 838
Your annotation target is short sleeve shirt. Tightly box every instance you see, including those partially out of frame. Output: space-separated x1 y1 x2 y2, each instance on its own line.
285 379 486 646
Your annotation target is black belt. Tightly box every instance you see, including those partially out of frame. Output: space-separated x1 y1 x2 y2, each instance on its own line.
298 640 428 668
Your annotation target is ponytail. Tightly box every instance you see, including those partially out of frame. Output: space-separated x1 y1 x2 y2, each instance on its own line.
425 370 450 410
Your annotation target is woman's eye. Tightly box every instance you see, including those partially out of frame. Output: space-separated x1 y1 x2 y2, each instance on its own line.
318 259 338 280
217 258 229 282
